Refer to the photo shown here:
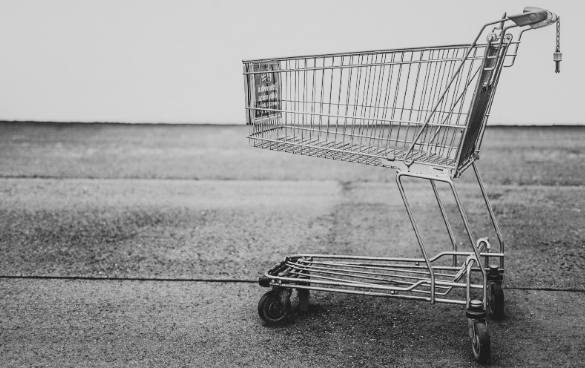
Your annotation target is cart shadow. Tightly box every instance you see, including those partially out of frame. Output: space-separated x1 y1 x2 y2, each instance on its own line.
275 290 485 366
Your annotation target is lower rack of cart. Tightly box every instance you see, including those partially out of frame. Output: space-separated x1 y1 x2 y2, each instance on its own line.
257 240 505 364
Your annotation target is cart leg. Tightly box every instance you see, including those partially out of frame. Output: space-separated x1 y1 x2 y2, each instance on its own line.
298 289 310 312
472 162 505 271
449 180 488 309
430 180 458 267
396 173 436 303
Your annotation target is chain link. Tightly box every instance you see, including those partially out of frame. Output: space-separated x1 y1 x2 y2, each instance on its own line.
554 17 561 73
556 16 561 52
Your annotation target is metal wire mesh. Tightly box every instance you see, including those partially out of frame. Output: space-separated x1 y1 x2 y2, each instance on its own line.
271 255 477 303
244 41 513 173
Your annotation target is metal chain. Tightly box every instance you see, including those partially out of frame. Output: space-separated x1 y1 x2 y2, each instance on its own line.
556 16 561 52
554 17 561 73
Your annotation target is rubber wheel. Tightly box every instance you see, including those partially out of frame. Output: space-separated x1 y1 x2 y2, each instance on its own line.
471 322 491 364
488 282 505 320
258 290 291 326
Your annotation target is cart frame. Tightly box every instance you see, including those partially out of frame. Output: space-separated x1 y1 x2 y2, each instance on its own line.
244 7 559 364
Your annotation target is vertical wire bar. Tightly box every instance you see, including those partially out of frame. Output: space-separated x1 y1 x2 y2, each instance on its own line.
358 54 370 148
389 52 405 151
445 48 466 125
371 53 388 150
424 49 451 149
416 50 432 123
342 56 355 147
395 51 414 152
285 60 290 142
318 57 326 142
472 162 504 269
326 56 335 142
441 48 466 159
418 50 440 151
369 53 384 148
425 50 449 147
439 48 457 118
407 50 424 122
445 49 465 123
396 173 436 304
302 58 308 151
431 180 458 267
448 179 487 305
398 51 413 122
434 48 459 157
433 49 455 155
293 59 299 146
350 54 365 147
449 47 480 161
380 53 397 150
363 53 380 149
423 50 440 122
366 53 382 149
310 58 317 141
403 50 424 153
289 59 294 140
334 56 346 146
358 53 375 149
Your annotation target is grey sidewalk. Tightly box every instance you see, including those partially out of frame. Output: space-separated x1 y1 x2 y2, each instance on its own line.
1 178 584 366
1 124 584 366
1 279 583 367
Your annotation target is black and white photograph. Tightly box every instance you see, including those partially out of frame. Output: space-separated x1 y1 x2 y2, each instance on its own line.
0 0 582 366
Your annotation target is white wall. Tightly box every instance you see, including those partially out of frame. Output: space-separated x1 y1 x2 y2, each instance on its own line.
0 0 581 124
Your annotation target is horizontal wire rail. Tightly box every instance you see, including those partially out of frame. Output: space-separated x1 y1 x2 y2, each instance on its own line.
2 275 582 293
245 40 514 172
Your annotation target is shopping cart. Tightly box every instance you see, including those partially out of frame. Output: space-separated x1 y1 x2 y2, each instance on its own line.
242 7 560 364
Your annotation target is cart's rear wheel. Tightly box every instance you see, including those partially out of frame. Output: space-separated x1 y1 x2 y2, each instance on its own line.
258 290 291 326
488 282 505 320
471 322 490 364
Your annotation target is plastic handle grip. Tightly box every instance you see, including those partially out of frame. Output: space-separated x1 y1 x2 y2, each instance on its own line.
508 7 557 28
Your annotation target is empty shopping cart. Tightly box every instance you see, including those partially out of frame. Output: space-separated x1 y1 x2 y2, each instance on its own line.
242 7 560 364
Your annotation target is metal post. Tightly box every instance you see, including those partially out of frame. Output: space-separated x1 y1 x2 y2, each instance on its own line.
430 180 459 267
472 162 505 270
447 180 487 307
396 173 436 304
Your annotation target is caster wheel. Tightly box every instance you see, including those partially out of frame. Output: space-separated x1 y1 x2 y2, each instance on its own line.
488 282 505 320
258 290 291 326
471 322 491 364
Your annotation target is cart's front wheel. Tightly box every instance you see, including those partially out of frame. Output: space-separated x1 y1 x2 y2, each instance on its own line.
488 282 505 320
258 290 291 326
471 322 491 364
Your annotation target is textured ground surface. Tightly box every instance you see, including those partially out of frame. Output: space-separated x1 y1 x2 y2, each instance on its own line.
0 123 584 367
1 123 584 186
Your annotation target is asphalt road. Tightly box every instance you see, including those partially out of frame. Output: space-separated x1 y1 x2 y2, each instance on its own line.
0 124 584 367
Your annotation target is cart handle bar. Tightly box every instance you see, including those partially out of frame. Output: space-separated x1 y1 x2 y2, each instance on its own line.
508 7 558 29
403 6 558 167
